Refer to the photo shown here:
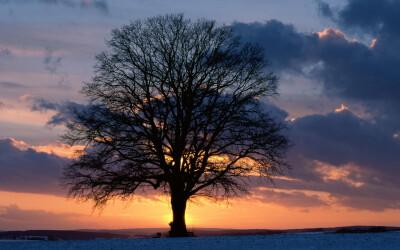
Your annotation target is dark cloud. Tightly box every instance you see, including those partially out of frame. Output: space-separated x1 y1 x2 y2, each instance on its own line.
321 0 400 37
31 98 60 111
315 0 400 128
31 98 90 126
0 137 161 201
233 20 398 98
0 138 68 195
283 109 400 211
0 0 109 13
259 100 289 122
318 0 400 131
290 110 399 174
232 20 316 72
239 100 400 211
233 18 400 129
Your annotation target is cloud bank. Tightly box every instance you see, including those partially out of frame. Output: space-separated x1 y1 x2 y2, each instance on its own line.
0 138 68 195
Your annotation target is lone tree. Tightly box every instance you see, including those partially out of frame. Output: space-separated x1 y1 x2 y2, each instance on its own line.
63 14 288 237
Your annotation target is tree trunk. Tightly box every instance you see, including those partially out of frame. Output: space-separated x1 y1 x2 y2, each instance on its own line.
169 192 189 237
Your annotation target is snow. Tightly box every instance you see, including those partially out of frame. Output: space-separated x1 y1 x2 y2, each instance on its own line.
1 232 399 250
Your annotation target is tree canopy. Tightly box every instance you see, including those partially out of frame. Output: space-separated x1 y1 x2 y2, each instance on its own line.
63 14 289 237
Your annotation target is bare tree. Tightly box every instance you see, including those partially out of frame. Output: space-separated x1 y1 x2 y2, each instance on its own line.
63 14 288 237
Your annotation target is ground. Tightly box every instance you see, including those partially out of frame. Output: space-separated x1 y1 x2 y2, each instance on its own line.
1 232 399 250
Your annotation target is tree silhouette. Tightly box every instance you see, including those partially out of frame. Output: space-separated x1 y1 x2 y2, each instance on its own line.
63 14 288 237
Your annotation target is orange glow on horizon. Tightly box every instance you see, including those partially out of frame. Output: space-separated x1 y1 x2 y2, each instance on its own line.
1 190 400 231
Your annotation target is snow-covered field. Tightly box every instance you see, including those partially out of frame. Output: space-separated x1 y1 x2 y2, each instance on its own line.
1 232 399 250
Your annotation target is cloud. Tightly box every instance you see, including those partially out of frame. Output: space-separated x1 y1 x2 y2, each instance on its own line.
316 0 334 18
0 138 69 195
43 48 63 74
252 188 328 208
282 108 400 211
316 0 400 114
238 102 400 211
0 81 26 89
31 98 90 126
320 0 400 37
0 204 87 230
269 172 400 211
0 137 155 200
31 98 60 111
0 0 109 13
317 0 400 132
33 143 84 159
259 100 289 122
290 110 400 174
233 18 400 129
0 48 12 58
232 20 316 72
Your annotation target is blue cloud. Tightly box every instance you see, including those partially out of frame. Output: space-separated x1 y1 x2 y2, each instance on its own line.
0 138 68 195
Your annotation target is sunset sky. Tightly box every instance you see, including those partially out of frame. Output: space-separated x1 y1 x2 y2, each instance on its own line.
1 0 400 230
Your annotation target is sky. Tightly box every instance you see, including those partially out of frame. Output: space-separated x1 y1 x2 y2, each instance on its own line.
0 0 400 230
